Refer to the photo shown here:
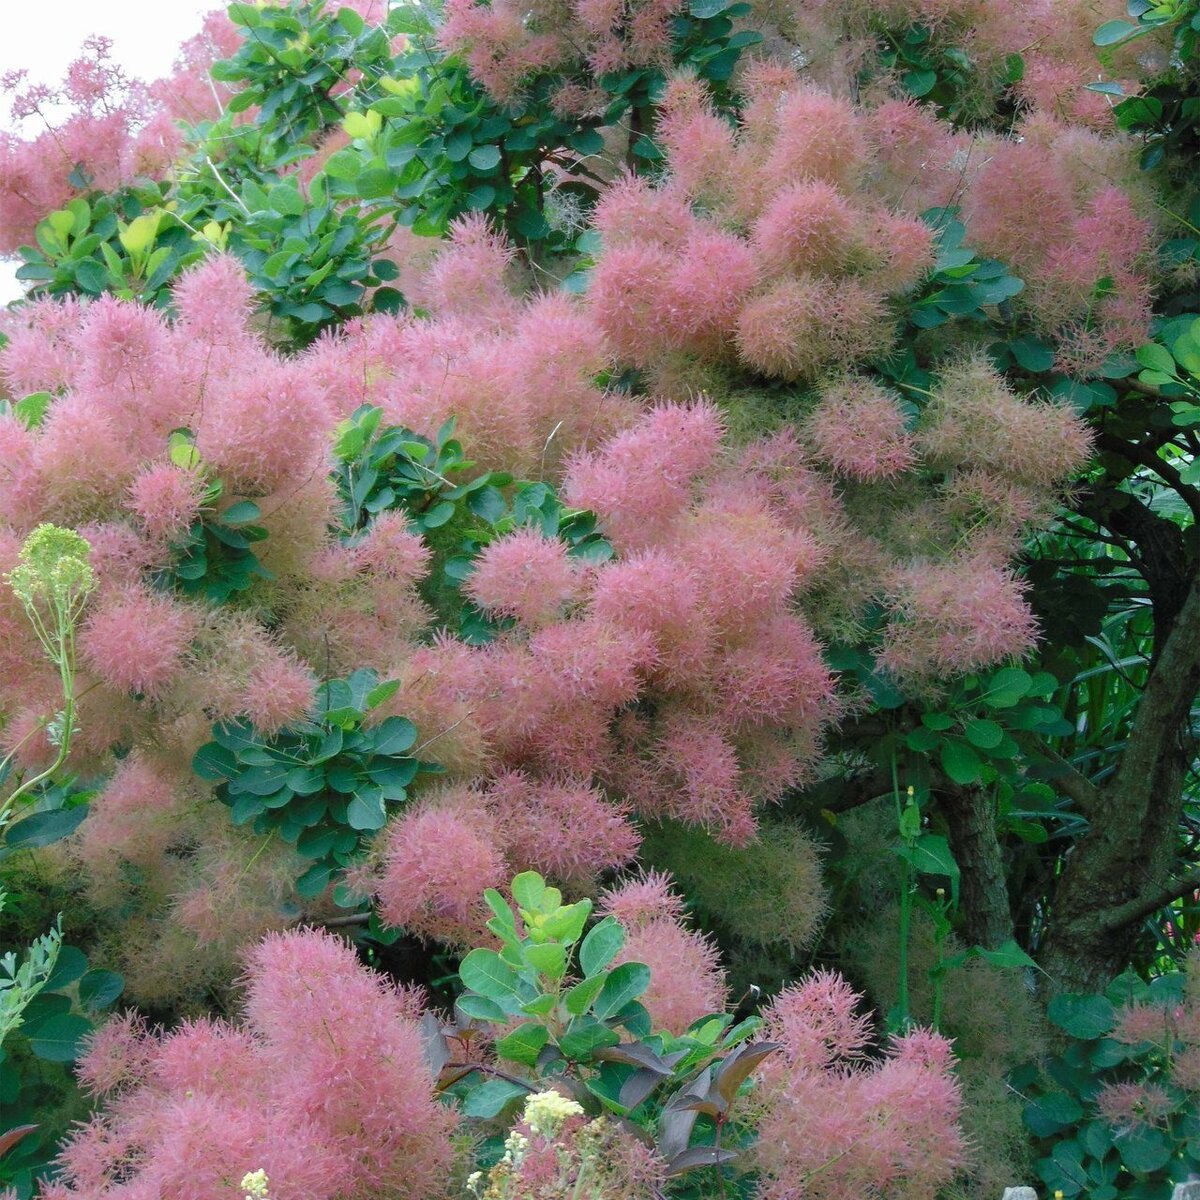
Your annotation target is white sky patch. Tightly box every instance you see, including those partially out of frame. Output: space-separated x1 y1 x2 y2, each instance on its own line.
1 0 217 304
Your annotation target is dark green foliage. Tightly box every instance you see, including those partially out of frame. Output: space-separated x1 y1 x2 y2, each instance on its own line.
16 187 205 310
157 475 273 605
192 668 433 896
1017 967 1200 1198
0 944 123 1199
333 404 611 639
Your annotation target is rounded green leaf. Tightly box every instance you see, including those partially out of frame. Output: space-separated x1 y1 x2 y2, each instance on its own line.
1024 1091 1084 1136
494 1022 549 1067
4 805 89 849
460 948 522 1000
462 1078 528 1117
1114 1124 1171 1174
964 718 1004 750
1094 18 1138 45
79 969 125 1012
940 737 982 785
592 961 651 1021
27 1013 93 1063
455 993 507 1023
44 946 88 992
579 917 625 978
467 145 501 172
1047 993 1116 1040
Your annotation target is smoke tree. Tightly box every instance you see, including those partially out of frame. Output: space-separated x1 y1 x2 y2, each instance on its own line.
0 0 1198 1195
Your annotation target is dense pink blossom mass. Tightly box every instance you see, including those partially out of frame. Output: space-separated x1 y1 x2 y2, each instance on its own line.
0 209 1090 991
51 928 453 1200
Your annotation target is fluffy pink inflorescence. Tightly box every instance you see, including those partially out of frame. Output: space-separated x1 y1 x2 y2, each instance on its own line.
126 464 205 545
753 974 965 1199
55 927 456 1200
80 587 198 699
803 377 916 481
0 142 1089 995
600 873 728 1034
465 528 580 626
372 788 508 945
878 558 1039 683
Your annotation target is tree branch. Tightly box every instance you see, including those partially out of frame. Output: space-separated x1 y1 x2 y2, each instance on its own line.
1097 432 1200 525
1027 740 1103 816
1114 566 1200 802
1099 867 1200 933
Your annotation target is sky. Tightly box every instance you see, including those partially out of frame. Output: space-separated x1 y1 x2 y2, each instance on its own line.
0 0 217 303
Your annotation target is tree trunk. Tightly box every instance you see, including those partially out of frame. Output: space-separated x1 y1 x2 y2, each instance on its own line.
1037 570 1200 994
942 785 1014 950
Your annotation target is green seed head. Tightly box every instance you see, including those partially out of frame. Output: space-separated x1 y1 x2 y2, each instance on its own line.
6 524 96 609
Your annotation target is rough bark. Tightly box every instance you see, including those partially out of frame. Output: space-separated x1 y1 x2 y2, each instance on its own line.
942 785 1014 950
1036 566 1200 994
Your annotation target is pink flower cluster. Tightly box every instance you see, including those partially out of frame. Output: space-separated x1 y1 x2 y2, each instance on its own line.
0 214 1087 993
589 70 935 387
600 872 729 1034
0 31 212 256
49 927 456 1200
753 971 966 1199
440 0 682 108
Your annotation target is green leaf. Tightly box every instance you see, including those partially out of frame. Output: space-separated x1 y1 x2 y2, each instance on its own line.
983 667 1032 708
565 972 608 1015
467 144 502 171
73 258 110 294
495 1021 549 1067
579 916 625 977
975 940 1038 971
964 718 1004 750
4 805 89 849
1113 1124 1171 1174
364 678 401 709
592 961 651 1020
336 5 366 34
460 948 522 1000
1024 1091 1084 1136
521 992 557 1017
357 168 395 200
27 1013 92 1062
903 69 938 97
921 711 956 731
1009 335 1056 373
346 790 386 831
689 0 729 15
44 946 88 991
1047 993 1116 1040
558 1016 621 1059
525 942 568 981
540 898 592 945
371 716 417 756
940 737 982 784
455 993 508 1022
295 862 333 897
462 1078 528 1117
1094 18 1138 44
78 969 124 1011
1135 342 1176 376
484 888 516 930
13 391 53 428
908 834 960 904
512 871 548 912
221 500 261 526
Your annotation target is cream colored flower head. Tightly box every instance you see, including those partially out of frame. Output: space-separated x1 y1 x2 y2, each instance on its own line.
523 1090 584 1139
